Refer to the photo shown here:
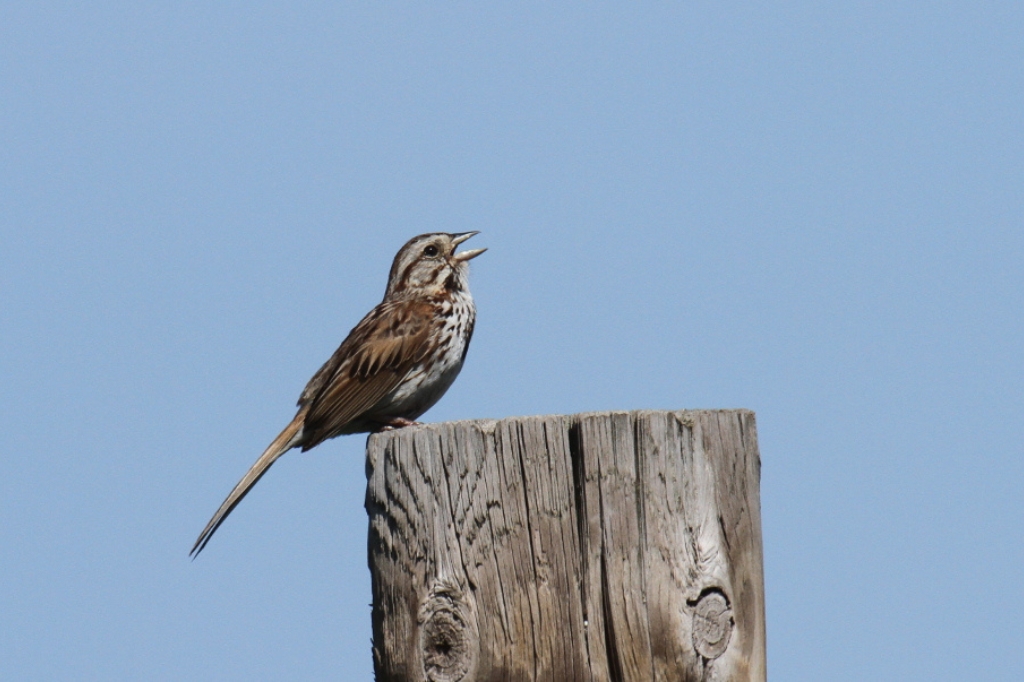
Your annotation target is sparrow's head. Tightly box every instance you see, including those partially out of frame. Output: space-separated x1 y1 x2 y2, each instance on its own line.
385 232 486 299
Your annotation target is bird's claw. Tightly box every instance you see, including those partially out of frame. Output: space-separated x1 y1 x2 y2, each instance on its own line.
375 417 422 432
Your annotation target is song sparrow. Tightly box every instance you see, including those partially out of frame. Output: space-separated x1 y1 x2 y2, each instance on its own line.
191 232 485 557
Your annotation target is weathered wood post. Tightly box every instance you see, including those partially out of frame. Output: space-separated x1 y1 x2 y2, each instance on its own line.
366 410 765 681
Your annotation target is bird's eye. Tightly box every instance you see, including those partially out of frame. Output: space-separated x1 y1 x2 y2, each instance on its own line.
423 245 440 257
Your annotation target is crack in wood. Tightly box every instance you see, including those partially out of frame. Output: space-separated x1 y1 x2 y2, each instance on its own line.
367 410 765 681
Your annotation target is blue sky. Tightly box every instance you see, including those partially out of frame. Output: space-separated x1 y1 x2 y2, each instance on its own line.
2 3 1021 680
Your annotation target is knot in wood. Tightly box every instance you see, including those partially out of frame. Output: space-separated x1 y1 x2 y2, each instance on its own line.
691 589 733 660
419 582 475 682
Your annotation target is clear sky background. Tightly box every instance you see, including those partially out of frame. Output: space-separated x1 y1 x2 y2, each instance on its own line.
2 3 1021 680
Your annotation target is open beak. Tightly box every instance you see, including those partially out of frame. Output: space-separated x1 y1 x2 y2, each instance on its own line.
451 231 487 261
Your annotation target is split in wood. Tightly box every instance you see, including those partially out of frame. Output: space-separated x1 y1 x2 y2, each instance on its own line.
366 410 765 681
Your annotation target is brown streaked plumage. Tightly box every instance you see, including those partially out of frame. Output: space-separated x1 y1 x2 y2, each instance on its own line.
191 232 485 557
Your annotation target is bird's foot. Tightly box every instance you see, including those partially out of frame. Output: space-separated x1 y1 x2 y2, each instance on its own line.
374 417 422 432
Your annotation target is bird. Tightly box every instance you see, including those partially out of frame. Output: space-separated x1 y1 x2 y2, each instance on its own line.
190 232 486 557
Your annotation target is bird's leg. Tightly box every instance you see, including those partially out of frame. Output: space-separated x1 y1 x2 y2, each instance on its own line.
373 417 423 432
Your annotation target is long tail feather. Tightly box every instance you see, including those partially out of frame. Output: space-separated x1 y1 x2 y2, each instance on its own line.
190 411 305 558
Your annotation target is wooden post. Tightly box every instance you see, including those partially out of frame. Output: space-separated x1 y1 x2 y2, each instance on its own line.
365 410 765 682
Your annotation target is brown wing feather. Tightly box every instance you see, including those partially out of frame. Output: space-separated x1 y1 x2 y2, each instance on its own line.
299 299 434 448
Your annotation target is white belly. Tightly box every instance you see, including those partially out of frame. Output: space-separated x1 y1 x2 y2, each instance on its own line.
372 291 475 421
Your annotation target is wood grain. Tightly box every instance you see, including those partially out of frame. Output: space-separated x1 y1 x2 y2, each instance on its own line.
366 410 765 682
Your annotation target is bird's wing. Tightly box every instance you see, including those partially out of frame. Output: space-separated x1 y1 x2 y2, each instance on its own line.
299 299 434 448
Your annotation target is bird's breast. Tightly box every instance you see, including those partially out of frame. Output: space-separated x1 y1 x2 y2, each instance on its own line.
371 292 476 421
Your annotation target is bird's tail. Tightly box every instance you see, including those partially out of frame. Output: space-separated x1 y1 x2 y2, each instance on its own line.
190 410 306 558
